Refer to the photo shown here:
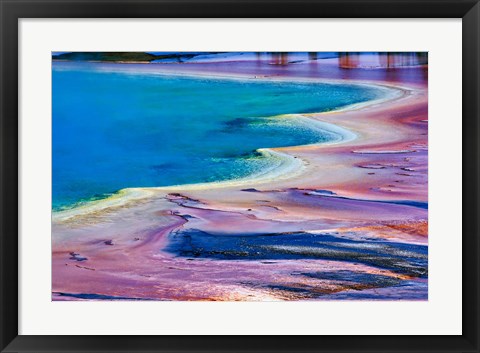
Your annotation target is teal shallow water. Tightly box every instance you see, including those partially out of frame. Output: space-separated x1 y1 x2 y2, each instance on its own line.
52 63 384 210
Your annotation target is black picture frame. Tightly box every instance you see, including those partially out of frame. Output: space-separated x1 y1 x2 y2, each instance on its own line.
1 1 479 352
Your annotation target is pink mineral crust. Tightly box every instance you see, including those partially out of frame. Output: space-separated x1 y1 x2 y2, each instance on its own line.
52 59 428 301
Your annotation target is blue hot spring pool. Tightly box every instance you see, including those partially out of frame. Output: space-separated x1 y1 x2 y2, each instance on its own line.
52 63 384 210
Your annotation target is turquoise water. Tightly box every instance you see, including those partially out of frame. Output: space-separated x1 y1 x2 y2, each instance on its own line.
52 63 383 210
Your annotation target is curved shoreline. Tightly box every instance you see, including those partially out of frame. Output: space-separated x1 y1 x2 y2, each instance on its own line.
52 73 410 222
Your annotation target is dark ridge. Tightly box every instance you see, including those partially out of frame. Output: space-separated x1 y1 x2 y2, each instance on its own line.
299 270 401 287
68 252 87 262
305 191 428 210
52 52 200 63
311 189 337 195
53 52 159 62
165 229 428 277
243 271 405 299
52 292 151 301
317 281 428 300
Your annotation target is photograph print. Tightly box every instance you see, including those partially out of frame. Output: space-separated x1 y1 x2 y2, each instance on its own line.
52 52 428 301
